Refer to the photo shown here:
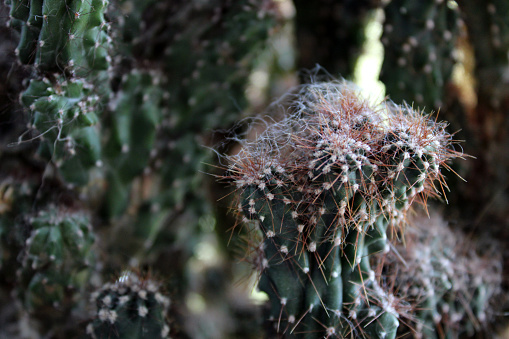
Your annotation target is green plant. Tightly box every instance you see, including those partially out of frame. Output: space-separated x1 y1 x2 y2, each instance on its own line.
0 0 507 338
225 80 461 338
381 0 462 110
376 212 502 339
87 271 171 339
19 206 95 315
0 0 281 337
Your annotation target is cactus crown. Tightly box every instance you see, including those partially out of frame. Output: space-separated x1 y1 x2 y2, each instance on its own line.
230 80 456 222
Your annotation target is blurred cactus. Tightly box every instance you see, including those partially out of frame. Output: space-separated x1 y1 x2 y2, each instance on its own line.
8 0 111 73
380 0 463 110
376 212 502 339
102 69 166 218
87 271 170 339
18 206 95 317
20 75 103 185
1 0 282 337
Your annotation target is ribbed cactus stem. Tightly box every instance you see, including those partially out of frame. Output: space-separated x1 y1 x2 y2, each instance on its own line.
381 0 462 109
20 75 103 185
18 206 95 313
9 0 111 73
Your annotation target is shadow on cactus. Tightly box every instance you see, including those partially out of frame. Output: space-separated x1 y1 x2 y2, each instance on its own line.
221 79 463 338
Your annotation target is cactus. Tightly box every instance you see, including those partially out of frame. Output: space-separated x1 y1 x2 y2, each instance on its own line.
459 0 509 96
11 0 112 185
9 0 111 73
102 69 166 217
87 271 171 339
378 0 509 241
20 75 103 185
0 176 36 275
451 0 509 229
375 212 503 339
380 0 463 110
226 80 459 337
15 205 96 332
1 0 283 337
1 0 508 338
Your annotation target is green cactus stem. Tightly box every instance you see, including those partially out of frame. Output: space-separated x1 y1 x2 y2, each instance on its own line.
9 0 111 74
20 75 103 185
18 206 95 314
381 0 462 109
102 69 166 217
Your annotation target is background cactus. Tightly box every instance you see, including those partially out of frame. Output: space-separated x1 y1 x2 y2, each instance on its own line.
380 0 463 110
8 0 111 73
18 206 95 326
87 271 171 339
1 0 282 337
20 75 103 185
374 212 503 339
0 0 508 338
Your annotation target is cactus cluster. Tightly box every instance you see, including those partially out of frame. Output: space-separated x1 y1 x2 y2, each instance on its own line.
1 0 282 337
1 0 508 338
226 80 459 337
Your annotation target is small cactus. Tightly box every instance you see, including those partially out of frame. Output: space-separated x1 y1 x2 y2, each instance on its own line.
87 271 171 339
